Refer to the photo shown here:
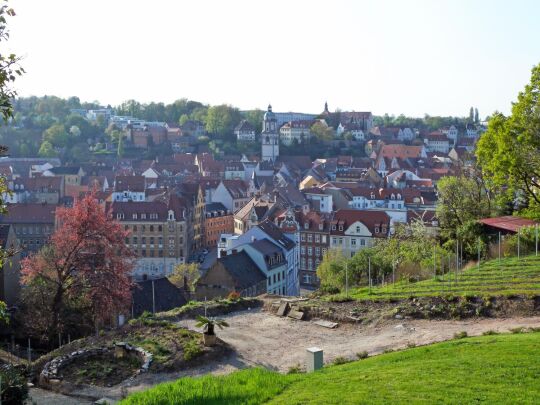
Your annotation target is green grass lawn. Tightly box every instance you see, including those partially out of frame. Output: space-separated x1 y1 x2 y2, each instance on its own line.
120 331 540 404
344 255 540 301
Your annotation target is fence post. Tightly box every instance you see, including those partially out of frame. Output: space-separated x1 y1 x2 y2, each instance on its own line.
345 262 349 298
518 228 520 259
477 237 481 270
368 256 371 294
534 224 538 256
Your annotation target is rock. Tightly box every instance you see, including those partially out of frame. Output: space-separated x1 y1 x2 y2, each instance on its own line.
395 314 403 319
95 398 117 405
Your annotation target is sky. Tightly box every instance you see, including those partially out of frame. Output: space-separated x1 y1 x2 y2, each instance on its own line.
6 0 540 118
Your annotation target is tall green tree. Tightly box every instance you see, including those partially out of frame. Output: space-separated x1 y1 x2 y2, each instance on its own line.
436 175 490 240
205 104 241 139
476 63 540 209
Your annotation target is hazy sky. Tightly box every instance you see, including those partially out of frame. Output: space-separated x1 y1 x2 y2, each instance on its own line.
6 0 540 117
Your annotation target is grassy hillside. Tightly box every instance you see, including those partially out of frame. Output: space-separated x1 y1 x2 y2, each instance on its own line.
120 331 540 404
345 255 540 301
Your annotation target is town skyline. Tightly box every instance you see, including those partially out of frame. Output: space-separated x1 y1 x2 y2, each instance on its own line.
7 0 540 117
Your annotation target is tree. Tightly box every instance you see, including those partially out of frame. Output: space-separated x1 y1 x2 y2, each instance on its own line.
474 108 479 124
38 140 57 157
0 1 24 122
469 106 474 123
69 125 81 138
178 113 189 126
43 123 69 147
205 104 241 140
316 249 347 290
311 121 335 141
477 63 540 209
436 175 490 241
0 0 23 318
20 192 135 341
117 131 125 157
167 262 199 291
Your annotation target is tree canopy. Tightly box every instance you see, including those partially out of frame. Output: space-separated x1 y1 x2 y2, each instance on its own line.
476 63 540 211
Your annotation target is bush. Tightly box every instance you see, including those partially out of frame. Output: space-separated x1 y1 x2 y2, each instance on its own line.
356 351 368 360
227 291 241 301
319 285 340 295
454 331 468 339
510 327 525 334
287 364 302 374
482 330 499 336
0 366 29 405
332 356 351 365
407 342 417 348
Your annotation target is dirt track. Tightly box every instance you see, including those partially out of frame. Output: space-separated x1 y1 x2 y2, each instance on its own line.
29 309 540 403
176 309 540 371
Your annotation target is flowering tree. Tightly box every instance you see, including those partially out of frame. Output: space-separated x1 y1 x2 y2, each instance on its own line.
21 192 135 341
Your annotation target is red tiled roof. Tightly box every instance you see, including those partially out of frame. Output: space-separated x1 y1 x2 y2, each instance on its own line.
478 216 538 233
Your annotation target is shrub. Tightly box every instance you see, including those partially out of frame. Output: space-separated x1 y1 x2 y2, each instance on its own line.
356 351 368 360
383 348 394 354
227 291 241 301
482 330 499 336
327 294 353 303
510 327 525 334
0 366 29 405
287 364 302 374
454 331 468 339
332 356 351 365
407 342 417 348
319 285 340 295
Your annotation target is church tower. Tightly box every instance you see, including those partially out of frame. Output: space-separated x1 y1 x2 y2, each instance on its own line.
261 104 279 162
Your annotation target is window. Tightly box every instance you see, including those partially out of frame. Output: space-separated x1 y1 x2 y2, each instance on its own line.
322 248 327 255
308 259 313 270
301 246 305 255
141 213 147 219
307 247 312 255
132 213 137 220
338 225 343 231
117 213 124 220
356 226 361 233
331 225 336 230
168 237 175 247
375 227 379 233
307 234 313 243
361 239 365 246
304 222 309 230
322 235 327 244
315 247 320 256
150 225 154 232
351 238 357 246
133 225 137 232
301 258 306 268
141 237 146 246
301 233 306 242
332 237 337 245
150 237 155 246
133 237 138 245
315 234 320 243
158 225 163 232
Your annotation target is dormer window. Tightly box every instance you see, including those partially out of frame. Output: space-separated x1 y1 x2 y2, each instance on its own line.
332 225 336 230
375 226 379 233
382 225 387 233
132 213 137 219
338 225 343 231
141 213 146 219
304 222 309 230
319 223 323 231
117 213 124 219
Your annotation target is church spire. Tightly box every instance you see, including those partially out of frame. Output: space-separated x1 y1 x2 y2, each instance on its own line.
324 101 329 113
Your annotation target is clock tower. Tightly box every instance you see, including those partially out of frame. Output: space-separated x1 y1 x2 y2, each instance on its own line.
261 104 279 162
